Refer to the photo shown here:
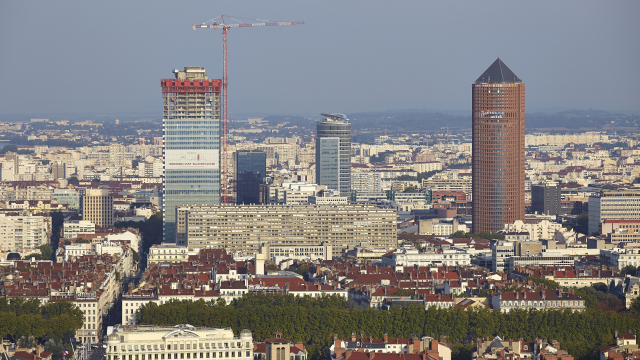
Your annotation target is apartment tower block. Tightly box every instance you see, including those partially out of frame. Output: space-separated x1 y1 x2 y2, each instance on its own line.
472 59 525 233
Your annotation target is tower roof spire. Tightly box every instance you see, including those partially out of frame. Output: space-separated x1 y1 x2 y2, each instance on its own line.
475 58 521 84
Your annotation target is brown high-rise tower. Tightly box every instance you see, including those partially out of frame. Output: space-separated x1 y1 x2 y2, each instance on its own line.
472 58 525 233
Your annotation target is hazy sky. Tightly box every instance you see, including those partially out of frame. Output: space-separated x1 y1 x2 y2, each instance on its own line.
1 1 638 118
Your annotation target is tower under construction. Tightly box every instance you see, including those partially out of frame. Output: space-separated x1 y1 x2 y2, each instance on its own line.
161 67 222 242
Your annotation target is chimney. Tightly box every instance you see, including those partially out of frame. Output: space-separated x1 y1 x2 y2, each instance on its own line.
352 333 356 342
431 340 439 351
413 337 420 353
384 333 388 344
509 339 513 350
500 349 505 357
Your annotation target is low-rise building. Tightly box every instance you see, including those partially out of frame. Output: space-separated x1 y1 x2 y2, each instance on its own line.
63 219 96 238
491 290 585 313
106 326 254 360
381 248 471 268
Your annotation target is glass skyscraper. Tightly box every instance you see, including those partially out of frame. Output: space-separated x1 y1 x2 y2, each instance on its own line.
235 150 267 205
161 67 222 242
316 114 351 196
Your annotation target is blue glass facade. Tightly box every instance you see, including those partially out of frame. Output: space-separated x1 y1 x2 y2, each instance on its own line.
162 67 222 242
235 150 266 205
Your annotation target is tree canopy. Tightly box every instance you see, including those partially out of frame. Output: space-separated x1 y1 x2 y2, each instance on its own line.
0 298 83 354
136 292 640 360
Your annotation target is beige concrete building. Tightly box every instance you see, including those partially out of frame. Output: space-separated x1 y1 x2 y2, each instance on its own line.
106 326 254 360
83 189 114 228
147 243 198 266
177 204 397 254
0 212 51 252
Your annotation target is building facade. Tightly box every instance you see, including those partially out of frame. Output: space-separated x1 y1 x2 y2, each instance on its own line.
178 204 397 255
316 114 351 196
106 326 254 360
0 213 50 251
531 182 561 216
162 67 222 242
82 189 113 228
588 189 640 235
472 58 525 233
236 150 267 205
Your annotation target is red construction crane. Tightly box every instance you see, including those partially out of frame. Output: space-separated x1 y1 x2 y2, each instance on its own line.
192 15 304 203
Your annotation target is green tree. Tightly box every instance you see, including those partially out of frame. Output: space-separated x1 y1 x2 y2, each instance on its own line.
38 244 53 260
1 144 18 154
630 297 640 316
621 265 637 276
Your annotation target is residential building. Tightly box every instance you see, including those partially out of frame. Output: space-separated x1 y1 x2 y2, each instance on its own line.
381 248 471 267
82 188 113 228
316 114 351 197
599 332 638 360
473 337 572 360
177 204 397 254
105 326 254 360
162 67 222 242
472 58 525 233
491 289 586 313
0 212 50 252
418 219 468 236
146 243 198 266
330 334 450 360
63 219 96 238
491 241 516 272
351 172 382 193
236 150 267 205
600 248 640 270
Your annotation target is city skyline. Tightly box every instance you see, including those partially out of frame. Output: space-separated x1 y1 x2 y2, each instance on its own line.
1 1 639 117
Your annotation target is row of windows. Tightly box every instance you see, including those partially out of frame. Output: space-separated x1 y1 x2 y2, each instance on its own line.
108 352 251 360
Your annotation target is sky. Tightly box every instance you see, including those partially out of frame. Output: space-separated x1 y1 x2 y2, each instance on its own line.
0 1 639 118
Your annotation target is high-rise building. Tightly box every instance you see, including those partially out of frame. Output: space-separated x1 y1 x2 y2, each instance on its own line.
161 67 222 242
531 182 561 216
472 58 525 233
235 150 266 205
82 189 113 228
316 114 351 196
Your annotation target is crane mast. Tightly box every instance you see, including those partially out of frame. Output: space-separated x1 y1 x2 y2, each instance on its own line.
193 15 304 203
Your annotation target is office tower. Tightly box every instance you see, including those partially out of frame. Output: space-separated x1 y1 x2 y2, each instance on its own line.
161 67 222 242
316 113 351 196
177 204 397 255
82 189 113 228
472 58 525 233
588 189 640 235
531 182 561 216
235 150 267 205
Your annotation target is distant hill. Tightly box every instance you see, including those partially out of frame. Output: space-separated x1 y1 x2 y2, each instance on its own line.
259 109 640 132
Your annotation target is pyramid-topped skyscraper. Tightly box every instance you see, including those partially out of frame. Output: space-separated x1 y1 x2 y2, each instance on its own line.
475 58 522 84
472 59 525 236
